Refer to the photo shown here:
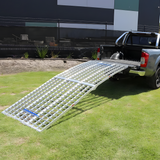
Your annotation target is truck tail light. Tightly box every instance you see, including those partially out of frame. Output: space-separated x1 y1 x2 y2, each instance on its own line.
140 51 149 68
97 48 100 60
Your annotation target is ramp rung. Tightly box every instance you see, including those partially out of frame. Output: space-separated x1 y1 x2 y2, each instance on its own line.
56 76 95 87
2 60 128 132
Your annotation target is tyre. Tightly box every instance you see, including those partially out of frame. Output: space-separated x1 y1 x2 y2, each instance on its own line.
148 67 160 89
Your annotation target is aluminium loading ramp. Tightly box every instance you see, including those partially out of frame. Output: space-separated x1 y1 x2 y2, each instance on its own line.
2 60 128 132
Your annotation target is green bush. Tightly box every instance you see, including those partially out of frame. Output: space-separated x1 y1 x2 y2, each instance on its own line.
51 51 60 58
24 52 29 58
91 50 97 60
67 53 73 59
37 47 48 58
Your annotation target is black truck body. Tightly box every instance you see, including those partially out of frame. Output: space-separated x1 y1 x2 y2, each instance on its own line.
97 31 160 89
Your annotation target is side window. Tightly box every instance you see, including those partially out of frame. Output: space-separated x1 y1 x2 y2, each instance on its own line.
140 37 148 45
126 36 131 44
132 36 140 45
148 37 156 46
126 35 140 45
126 35 157 46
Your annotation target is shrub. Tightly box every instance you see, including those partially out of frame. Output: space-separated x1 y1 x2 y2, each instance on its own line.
37 47 48 58
51 51 60 58
91 50 97 60
24 52 29 58
67 53 73 59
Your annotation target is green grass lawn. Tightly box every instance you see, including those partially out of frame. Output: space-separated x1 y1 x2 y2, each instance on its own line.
0 71 160 160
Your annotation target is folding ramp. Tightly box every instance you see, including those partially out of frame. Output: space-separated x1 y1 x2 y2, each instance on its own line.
2 61 128 132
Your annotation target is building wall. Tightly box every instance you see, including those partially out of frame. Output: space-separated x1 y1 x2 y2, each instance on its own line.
0 0 159 40
138 0 159 30
113 0 139 31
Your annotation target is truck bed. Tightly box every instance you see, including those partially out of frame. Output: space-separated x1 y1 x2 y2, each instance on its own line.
102 58 140 68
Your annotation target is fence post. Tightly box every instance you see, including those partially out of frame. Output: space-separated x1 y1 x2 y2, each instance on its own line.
57 19 60 44
144 25 146 32
105 22 107 44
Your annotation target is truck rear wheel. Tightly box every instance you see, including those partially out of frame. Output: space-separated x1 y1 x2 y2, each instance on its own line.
148 67 160 89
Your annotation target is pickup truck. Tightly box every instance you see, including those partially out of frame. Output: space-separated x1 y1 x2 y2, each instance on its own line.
97 31 160 89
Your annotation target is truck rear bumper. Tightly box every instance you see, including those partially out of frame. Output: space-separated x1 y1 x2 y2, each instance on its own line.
129 69 145 76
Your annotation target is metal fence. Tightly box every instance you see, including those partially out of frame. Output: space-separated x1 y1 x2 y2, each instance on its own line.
0 16 159 47
138 24 160 32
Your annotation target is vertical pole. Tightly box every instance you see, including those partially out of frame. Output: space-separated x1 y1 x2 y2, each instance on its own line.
105 22 107 44
144 25 146 32
57 19 60 44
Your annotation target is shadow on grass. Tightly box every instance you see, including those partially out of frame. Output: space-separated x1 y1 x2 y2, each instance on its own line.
92 76 150 99
49 76 151 129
